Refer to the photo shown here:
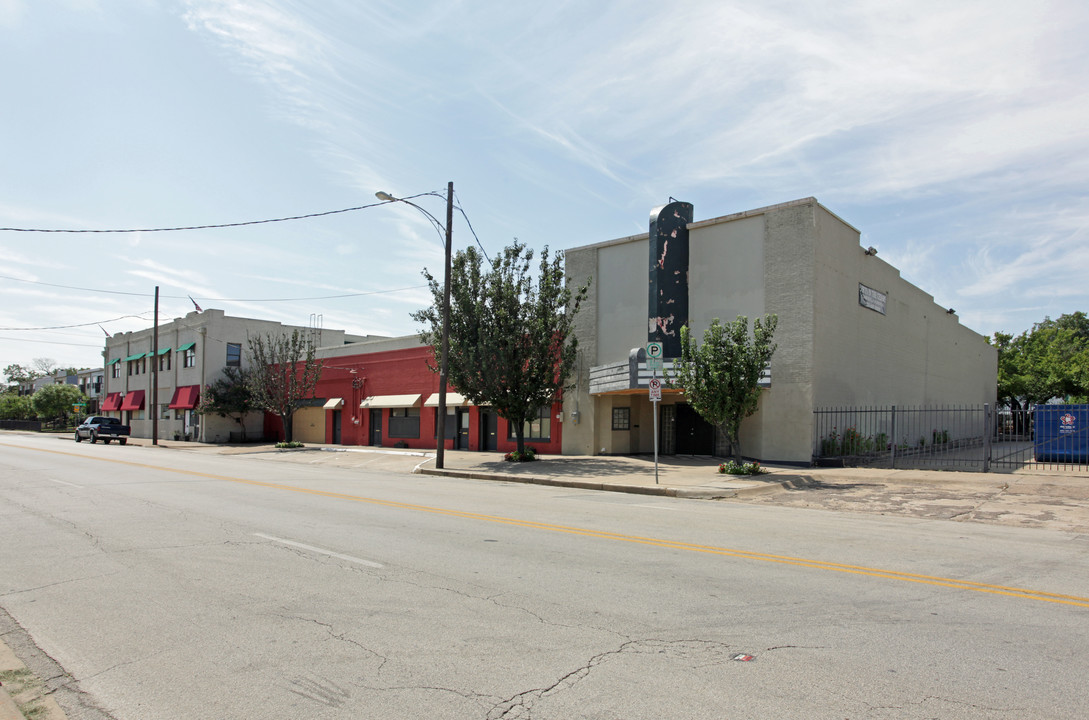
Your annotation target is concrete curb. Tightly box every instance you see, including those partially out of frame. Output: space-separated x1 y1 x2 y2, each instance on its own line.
418 467 819 500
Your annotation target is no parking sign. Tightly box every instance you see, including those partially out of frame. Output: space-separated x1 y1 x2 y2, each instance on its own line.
648 377 662 402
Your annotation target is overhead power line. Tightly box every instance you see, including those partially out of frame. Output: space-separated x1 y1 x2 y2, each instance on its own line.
0 274 426 302
0 197 425 233
0 314 154 331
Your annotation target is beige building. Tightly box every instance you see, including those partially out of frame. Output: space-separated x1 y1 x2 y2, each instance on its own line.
562 197 997 464
102 309 362 442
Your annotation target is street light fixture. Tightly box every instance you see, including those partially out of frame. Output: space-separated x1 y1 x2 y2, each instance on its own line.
375 182 454 469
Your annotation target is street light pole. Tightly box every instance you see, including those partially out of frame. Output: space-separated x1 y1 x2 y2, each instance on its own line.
375 182 454 469
437 181 453 470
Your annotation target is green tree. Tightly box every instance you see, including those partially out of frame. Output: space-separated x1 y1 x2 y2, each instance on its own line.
196 366 259 441
3 363 38 387
993 311 1089 408
668 315 778 462
412 241 590 455
246 330 322 443
0 392 35 420
30 383 86 426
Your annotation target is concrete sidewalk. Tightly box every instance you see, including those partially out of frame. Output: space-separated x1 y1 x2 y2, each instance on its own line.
128 437 1089 522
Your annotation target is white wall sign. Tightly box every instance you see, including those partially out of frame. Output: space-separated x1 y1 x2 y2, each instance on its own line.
859 283 887 315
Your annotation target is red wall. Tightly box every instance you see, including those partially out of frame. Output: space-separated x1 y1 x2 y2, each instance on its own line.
268 345 563 455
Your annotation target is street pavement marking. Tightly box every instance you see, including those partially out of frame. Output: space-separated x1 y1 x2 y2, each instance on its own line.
7 441 1089 609
252 533 384 568
47 478 83 488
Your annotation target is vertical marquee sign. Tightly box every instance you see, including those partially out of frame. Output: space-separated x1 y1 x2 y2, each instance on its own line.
648 200 693 358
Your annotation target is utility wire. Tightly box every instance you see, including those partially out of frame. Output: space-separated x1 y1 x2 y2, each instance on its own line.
453 190 490 262
0 274 426 302
0 196 431 233
1 193 492 259
0 335 107 348
0 314 153 331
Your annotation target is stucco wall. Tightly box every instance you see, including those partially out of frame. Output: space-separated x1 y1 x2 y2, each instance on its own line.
105 309 343 442
810 206 996 409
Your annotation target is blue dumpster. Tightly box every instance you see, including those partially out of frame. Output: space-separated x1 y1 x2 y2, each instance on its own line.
1034 404 1089 463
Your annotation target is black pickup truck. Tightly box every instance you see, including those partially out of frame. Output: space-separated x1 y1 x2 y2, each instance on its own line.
74 416 131 445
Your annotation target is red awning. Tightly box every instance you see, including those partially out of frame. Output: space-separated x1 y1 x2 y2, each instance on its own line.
119 390 145 412
101 392 123 411
168 385 201 410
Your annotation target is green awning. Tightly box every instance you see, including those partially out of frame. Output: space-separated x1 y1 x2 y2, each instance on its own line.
106 358 121 366
176 342 195 352
154 347 171 355
123 352 146 362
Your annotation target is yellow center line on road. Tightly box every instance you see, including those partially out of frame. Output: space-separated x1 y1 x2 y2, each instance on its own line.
8 441 1089 608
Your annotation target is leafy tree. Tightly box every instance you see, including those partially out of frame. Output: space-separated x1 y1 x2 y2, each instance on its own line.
668 315 778 462
411 241 590 455
0 392 35 420
3 364 38 387
246 330 322 443
196 366 259 441
30 383 86 426
993 311 1089 408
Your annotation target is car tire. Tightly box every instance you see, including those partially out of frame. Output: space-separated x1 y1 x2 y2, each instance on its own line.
90 431 97 444
119 438 127 445
103 438 112 444
75 432 82 442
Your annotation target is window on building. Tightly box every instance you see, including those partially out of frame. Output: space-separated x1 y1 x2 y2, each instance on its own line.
433 410 457 439
612 407 631 431
159 353 171 371
111 364 120 379
160 404 171 420
184 347 196 368
389 407 421 438
226 343 241 367
508 406 552 442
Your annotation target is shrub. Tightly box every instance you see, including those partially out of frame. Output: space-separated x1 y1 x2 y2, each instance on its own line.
504 446 537 462
820 427 840 456
276 441 305 449
718 460 766 475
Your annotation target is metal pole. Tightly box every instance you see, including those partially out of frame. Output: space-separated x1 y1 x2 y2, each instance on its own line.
982 403 991 473
152 286 159 446
890 404 897 468
653 397 659 484
436 181 453 470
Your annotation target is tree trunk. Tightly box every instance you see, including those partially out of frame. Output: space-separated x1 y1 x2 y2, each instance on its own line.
281 412 293 443
515 423 525 455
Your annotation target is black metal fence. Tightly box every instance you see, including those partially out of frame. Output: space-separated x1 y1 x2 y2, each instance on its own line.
813 405 1088 472
0 419 43 431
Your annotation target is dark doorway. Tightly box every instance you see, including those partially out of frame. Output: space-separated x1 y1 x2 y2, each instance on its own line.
674 403 714 455
369 409 382 446
480 410 498 451
332 410 342 444
456 408 470 450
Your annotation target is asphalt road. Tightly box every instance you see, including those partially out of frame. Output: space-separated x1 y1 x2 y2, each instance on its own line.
2 434 1088 719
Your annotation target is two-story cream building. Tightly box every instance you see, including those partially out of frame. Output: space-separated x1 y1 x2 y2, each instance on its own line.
562 197 997 464
102 309 361 442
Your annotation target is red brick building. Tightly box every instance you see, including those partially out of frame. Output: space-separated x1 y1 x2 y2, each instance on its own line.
266 336 564 455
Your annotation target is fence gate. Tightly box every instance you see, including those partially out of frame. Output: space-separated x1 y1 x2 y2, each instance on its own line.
813 404 1089 472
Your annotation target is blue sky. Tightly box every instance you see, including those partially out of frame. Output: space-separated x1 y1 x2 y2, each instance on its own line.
2 0 1088 374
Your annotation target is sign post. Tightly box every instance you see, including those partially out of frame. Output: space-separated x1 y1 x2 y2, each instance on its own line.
647 340 664 485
